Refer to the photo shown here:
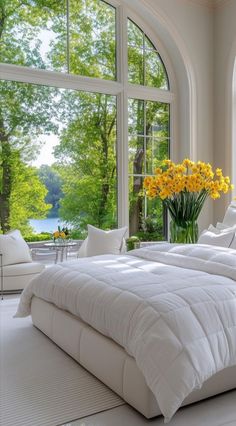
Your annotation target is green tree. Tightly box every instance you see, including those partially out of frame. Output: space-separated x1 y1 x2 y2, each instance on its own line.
38 165 63 218
10 158 51 234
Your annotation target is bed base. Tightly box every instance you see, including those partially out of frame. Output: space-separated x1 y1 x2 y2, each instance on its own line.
31 296 236 419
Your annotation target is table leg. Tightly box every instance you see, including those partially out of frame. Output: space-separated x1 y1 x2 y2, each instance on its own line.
60 247 64 262
55 249 59 264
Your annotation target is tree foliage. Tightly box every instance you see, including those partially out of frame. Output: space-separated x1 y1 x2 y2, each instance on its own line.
38 165 63 218
10 159 51 234
54 91 117 229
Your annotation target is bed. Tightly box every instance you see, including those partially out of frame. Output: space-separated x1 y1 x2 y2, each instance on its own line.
15 243 236 423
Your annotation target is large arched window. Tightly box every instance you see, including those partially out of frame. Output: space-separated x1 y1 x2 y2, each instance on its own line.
0 0 173 240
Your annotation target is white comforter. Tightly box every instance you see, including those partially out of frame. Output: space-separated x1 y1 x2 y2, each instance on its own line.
15 244 236 422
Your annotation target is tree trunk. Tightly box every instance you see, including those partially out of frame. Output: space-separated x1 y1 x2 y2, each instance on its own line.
98 133 109 227
129 176 143 235
129 104 157 235
129 136 144 235
0 116 12 233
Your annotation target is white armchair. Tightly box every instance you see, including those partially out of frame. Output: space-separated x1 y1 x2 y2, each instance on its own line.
1 262 45 294
0 230 45 295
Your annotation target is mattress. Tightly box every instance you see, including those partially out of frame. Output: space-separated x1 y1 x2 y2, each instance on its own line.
31 296 236 419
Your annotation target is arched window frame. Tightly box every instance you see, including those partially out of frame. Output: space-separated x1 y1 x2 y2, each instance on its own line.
0 0 175 234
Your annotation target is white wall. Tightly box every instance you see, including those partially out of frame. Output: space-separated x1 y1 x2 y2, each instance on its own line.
214 0 236 223
126 0 214 230
128 0 236 229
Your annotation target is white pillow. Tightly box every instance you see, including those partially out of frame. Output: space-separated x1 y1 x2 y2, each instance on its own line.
207 223 236 233
78 237 88 258
198 229 235 247
7 229 23 239
0 230 32 266
207 223 236 250
78 235 127 258
84 225 127 257
208 224 220 234
222 203 236 226
229 237 236 249
216 222 236 232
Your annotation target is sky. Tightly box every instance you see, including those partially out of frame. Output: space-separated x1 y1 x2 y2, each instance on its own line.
29 29 60 168
31 134 59 168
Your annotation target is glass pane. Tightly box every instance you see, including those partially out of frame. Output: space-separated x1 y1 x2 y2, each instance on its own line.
146 102 170 138
129 175 144 236
128 97 170 240
146 197 165 239
128 46 144 85
146 138 169 174
69 0 116 80
127 19 169 90
127 19 143 48
129 176 165 240
128 99 144 135
128 137 145 175
0 80 117 235
145 50 169 89
0 1 67 71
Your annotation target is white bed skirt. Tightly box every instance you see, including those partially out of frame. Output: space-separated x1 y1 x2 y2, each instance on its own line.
31 296 236 419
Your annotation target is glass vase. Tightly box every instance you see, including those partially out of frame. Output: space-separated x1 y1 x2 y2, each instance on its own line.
170 220 198 244
54 238 66 244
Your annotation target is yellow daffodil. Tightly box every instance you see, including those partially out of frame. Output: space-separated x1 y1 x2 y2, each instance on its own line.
144 159 232 201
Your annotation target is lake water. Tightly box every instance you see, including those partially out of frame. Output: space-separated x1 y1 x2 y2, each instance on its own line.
29 218 67 234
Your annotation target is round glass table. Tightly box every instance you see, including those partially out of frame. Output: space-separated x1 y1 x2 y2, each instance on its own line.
44 241 78 263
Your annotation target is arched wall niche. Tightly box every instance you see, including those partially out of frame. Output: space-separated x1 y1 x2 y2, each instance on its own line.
231 57 236 198
123 0 198 163
223 38 236 190
214 38 236 224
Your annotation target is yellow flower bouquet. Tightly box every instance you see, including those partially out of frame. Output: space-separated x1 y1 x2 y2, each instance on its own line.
52 226 70 243
53 230 66 241
144 159 234 243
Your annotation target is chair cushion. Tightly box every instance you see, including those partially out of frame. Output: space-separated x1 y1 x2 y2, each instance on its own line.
3 262 44 277
0 230 32 266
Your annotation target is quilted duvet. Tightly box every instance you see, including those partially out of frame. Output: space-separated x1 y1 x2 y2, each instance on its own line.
15 243 236 422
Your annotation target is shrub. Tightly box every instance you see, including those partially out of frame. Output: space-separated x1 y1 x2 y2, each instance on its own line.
136 231 165 242
24 233 52 242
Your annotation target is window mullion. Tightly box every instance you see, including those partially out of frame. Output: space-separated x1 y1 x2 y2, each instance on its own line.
116 4 129 230
0 64 123 95
127 83 174 103
117 93 129 229
116 5 128 86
